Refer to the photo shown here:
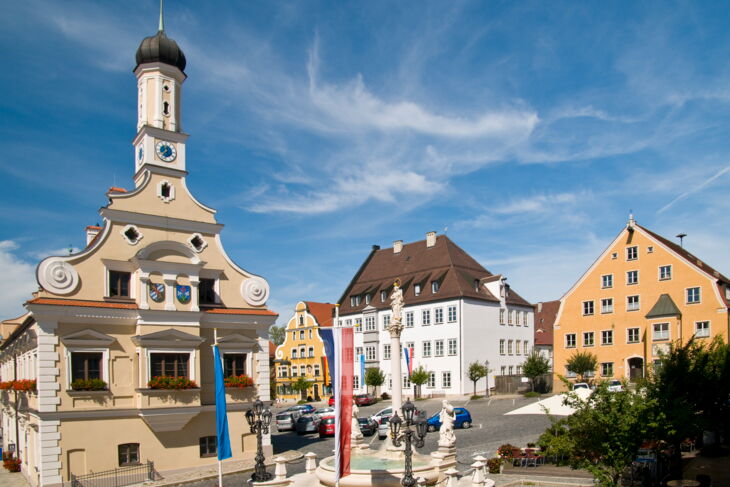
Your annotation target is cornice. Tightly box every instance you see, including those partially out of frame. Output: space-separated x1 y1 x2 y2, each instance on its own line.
99 208 224 234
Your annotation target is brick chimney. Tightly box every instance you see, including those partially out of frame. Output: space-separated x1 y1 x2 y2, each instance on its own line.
393 240 403 254
85 225 101 245
426 231 436 248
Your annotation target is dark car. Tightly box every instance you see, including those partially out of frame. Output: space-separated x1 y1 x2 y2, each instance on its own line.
354 393 376 406
357 417 378 436
319 416 336 437
426 407 472 431
295 414 320 434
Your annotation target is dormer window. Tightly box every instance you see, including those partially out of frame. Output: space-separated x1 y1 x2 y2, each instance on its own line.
365 294 371 305
121 225 143 245
188 233 207 253
381 290 388 302
431 281 440 293
350 295 361 306
414 284 421 296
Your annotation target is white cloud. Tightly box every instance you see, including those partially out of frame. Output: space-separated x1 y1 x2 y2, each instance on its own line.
657 165 730 214
0 241 37 319
492 193 579 215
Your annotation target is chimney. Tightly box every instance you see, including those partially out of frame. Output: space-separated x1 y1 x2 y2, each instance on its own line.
537 302 543 312
426 231 436 248
372 245 381 251
393 240 403 254
85 225 101 245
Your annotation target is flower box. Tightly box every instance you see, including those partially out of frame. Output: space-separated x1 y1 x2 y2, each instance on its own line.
0 381 13 390
12 380 36 392
147 376 198 390
71 378 108 391
224 374 254 388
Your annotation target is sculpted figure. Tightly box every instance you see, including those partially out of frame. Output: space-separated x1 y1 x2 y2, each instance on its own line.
390 282 404 324
438 399 456 447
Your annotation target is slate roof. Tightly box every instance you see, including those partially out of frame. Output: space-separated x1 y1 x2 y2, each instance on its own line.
338 235 532 315
645 294 682 319
534 300 560 346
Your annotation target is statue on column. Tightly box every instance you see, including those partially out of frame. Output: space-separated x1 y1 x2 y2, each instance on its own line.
438 399 456 447
388 281 404 336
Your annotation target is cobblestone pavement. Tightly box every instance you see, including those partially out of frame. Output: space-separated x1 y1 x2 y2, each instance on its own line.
0 467 31 487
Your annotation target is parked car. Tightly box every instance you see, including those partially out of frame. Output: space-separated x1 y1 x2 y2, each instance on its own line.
295 414 321 434
276 412 297 432
355 393 376 406
426 407 472 431
319 416 336 437
357 417 378 436
314 407 335 418
288 404 316 415
607 380 623 392
328 396 335 406
377 416 390 439
370 406 393 424
573 382 590 390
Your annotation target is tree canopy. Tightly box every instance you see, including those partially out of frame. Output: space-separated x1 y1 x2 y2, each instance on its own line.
565 350 597 382
409 366 430 399
364 367 385 395
269 325 285 345
467 361 488 396
522 352 550 392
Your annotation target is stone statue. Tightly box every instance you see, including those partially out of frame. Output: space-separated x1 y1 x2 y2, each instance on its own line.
352 401 363 440
390 282 404 326
438 399 456 447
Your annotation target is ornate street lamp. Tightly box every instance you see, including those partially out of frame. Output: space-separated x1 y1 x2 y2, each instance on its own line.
390 399 427 487
246 398 273 482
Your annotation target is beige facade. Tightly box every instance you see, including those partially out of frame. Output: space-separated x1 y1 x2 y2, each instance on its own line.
0 20 277 487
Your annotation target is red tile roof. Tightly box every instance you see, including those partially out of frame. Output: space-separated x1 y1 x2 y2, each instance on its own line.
304 301 335 327
108 186 127 193
269 340 276 357
26 298 138 309
534 300 559 346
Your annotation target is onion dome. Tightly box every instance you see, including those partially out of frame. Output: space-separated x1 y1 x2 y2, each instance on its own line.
135 30 186 72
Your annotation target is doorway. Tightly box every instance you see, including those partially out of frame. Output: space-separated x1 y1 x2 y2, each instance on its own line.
628 357 644 381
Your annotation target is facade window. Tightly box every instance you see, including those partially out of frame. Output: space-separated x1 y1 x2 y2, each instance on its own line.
291 348 297 359
566 334 576 348
309 329 312 339
299 330 305 340
308 347 314 358
583 332 594 347
406 312 414 328
507 339 513 355
427 372 436 388
508 310 514 325
292 331 296 341
223 353 246 377
516 365 521 375
611 252 618 259
365 346 376 361
422 341 432 357
653 323 669 341
442 372 451 388
364 316 376 332
508 366 514 375
345 319 352 327
199 278 216 305
499 339 505 355
659 265 672 280
299 346 306 357
422 309 431 325
601 274 613 288
299 315 304 326
686 287 701 304
365 294 371 305
601 362 614 377
601 298 614 314
108 270 131 297
382 314 391 330
499 309 505 324
405 342 414 358
565 366 577 378
350 295 361 306
435 340 444 357
626 246 638 261
627 327 640 343
71 352 102 382
291 366 298 377
431 281 440 293
200 436 217 457
414 284 421 296
601 330 613 346
627 270 639 285
353 375 360 389
448 306 457 322
383 344 391 360
524 340 530 355
448 338 457 356
402 374 411 389
434 307 444 324
381 290 388 302
300 365 306 376
695 321 710 338
314 364 321 376
118 443 140 466
582 301 594 316
627 295 640 311
150 353 189 378
501 366 506 375
355 347 363 361
354 318 362 332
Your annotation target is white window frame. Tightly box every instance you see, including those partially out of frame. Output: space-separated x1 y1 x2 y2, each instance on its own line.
414 284 421 296
601 298 614 314
659 265 672 280
500 309 505 324
583 331 594 347
626 246 638 261
442 371 451 388
435 340 444 357
434 307 444 324
507 339 513 355
447 306 457 323
627 327 640 343
601 274 613 288
499 339 505 355
448 338 457 356
601 330 613 346
686 287 701 304
383 344 391 360
652 322 670 341
427 372 436 388
627 270 639 285
431 281 440 293
364 316 376 332
422 309 431 326
627 295 640 311
582 300 594 316
601 362 613 377
422 341 432 357
406 312 414 328
695 321 710 338
565 333 576 348
65 347 110 389
365 345 376 361
146 348 196 382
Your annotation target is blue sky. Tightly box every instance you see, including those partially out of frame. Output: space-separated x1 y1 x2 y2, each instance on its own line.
1 1 729 322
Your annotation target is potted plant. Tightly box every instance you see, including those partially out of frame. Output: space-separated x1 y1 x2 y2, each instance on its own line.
224 374 254 388
487 457 503 474
497 444 517 459
3 456 21 472
70 378 108 391
147 376 197 390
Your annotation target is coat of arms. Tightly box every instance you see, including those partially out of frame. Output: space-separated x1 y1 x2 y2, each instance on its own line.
176 285 191 304
148 283 165 302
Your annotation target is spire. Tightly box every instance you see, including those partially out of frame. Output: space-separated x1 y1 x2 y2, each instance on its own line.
158 0 165 32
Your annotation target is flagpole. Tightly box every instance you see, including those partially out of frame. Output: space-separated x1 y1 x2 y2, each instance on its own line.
334 304 340 487
213 328 224 487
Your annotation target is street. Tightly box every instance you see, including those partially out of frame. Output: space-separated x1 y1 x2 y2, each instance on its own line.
271 395 553 476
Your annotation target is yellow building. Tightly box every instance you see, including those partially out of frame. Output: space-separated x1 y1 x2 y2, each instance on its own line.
553 216 729 390
274 302 333 401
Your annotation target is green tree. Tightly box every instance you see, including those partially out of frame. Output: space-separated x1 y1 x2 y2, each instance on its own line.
565 351 597 383
467 361 488 396
522 352 550 392
364 367 385 396
269 325 285 346
409 366 430 399
291 376 312 400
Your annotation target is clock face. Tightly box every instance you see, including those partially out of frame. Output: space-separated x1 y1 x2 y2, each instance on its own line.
155 141 177 162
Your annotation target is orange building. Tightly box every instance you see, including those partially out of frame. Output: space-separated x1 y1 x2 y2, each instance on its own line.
553 216 729 390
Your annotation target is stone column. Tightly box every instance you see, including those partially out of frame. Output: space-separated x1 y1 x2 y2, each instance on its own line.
387 283 405 415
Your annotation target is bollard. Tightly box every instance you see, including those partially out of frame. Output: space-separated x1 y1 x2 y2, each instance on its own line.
416 477 426 487
304 452 318 474
445 467 459 487
473 455 488 479
470 460 485 486
274 456 287 481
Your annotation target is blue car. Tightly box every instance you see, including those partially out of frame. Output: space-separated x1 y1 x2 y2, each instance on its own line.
426 407 472 432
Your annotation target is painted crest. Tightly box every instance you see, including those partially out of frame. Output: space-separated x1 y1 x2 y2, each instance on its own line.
148 283 165 302
176 285 191 304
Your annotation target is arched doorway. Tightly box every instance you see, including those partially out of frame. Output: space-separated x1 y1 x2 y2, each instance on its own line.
313 384 319 401
627 357 644 381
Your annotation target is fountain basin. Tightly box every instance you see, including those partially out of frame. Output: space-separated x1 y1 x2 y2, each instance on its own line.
315 449 440 487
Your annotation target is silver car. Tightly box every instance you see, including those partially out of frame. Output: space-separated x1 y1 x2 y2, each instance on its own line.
275 412 297 432
377 416 390 440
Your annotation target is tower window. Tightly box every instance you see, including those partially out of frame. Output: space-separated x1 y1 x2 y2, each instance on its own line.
189 234 207 253
161 182 171 198
156 180 175 202
163 101 170 116
163 84 170 92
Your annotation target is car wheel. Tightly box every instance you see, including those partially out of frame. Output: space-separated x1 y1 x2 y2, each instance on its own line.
462 421 471 429
427 425 436 432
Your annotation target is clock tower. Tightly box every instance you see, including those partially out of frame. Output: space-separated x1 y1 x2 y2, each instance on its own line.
132 3 188 183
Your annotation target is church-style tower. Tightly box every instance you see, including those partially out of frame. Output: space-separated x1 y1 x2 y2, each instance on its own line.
132 8 188 179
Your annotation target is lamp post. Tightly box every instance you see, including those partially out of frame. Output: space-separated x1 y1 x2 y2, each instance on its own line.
245 398 273 482
484 359 490 398
389 400 427 487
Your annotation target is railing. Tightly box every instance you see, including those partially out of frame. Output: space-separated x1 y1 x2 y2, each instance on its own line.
70 461 157 487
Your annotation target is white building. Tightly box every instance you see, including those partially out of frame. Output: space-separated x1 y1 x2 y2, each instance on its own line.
338 232 534 397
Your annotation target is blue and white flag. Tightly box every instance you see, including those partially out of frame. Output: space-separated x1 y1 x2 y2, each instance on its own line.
213 345 232 460
359 353 366 390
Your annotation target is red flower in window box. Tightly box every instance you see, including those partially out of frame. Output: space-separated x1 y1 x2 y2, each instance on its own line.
0 381 13 390
12 380 36 392
147 376 198 390
224 374 254 388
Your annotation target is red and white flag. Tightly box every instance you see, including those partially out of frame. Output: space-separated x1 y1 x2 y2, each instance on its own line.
334 325 354 479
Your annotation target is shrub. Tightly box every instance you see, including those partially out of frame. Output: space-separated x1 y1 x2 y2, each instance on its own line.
523 391 540 398
486 457 503 474
497 444 518 459
71 378 107 391
224 374 254 388
381 392 390 400
0 381 13 390
12 380 36 392
470 395 483 400
147 376 197 390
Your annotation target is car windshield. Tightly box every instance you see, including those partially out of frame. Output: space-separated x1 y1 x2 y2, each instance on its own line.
358 418 369 424
276 414 291 420
380 417 389 424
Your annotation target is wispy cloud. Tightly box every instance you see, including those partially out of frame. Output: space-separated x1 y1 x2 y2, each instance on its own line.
492 193 580 215
0 241 37 319
657 165 730 214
